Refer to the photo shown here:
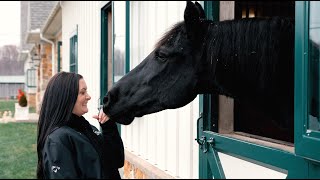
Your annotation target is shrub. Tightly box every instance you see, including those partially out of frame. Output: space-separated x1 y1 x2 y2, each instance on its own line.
17 89 28 107
19 94 28 107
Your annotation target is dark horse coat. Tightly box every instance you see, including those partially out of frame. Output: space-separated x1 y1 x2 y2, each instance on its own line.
103 2 294 138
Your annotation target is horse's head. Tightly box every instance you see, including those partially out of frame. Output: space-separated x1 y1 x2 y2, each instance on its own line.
103 2 211 124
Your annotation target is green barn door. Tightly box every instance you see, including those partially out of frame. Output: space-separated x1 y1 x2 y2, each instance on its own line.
197 1 319 179
198 2 223 179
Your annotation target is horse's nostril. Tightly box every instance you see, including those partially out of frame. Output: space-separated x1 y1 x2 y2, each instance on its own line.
103 92 113 107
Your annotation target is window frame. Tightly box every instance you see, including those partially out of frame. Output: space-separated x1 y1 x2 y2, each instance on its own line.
112 1 129 84
70 25 78 73
295 1 320 162
26 68 37 88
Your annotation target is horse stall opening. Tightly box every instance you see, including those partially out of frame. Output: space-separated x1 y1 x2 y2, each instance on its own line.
211 1 296 147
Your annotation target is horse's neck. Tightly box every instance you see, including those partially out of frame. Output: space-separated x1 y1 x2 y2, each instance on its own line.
201 20 241 97
202 17 293 99
203 19 277 98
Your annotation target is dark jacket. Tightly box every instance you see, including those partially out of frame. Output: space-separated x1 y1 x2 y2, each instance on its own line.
42 117 124 179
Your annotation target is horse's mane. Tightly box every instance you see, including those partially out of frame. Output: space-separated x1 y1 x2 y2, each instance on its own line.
205 17 294 97
153 17 294 98
154 22 184 50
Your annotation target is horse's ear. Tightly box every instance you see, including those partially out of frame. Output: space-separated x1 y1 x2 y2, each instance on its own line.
195 2 206 19
184 1 202 41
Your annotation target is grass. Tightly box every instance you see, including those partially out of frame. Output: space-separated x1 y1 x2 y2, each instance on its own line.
0 100 36 118
29 107 36 114
0 100 17 118
0 123 37 179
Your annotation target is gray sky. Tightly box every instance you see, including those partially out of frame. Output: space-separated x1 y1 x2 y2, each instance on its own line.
0 1 20 47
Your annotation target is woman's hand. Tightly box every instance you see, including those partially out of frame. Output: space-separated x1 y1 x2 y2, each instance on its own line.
92 109 110 124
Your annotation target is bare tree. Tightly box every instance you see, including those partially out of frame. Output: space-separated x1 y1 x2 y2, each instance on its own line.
0 45 19 61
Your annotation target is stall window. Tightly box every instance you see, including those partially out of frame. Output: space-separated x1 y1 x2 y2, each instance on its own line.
232 1 295 143
113 1 126 83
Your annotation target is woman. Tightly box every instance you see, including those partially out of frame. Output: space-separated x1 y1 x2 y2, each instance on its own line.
36 72 124 179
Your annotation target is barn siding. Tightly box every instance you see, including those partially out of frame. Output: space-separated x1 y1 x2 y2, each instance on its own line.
121 2 199 178
61 1 102 127
61 1 200 178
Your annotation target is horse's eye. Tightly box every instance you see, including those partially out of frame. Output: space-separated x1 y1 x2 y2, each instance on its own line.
156 51 167 62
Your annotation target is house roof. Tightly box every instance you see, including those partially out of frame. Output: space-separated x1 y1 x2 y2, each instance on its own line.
28 1 58 31
41 2 62 38
25 1 58 44
26 28 41 44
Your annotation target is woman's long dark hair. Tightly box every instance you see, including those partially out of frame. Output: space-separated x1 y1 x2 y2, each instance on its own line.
36 72 83 179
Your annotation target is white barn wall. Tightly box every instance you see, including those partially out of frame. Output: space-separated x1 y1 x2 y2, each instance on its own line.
61 1 199 179
61 1 103 128
122 1 199 178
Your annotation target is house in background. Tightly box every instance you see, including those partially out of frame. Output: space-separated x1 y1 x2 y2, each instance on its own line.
19 1 57 112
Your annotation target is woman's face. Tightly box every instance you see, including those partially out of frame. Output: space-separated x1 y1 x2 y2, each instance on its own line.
72 78 91 116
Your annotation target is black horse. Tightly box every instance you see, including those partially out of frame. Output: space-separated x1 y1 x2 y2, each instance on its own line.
103 1 294 135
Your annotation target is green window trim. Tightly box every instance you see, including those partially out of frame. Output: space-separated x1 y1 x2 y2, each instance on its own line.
70 25 78 73
295 1 320 163
57 41 62 73
199 2 220 179
100 1 128 135
100 2 111 101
